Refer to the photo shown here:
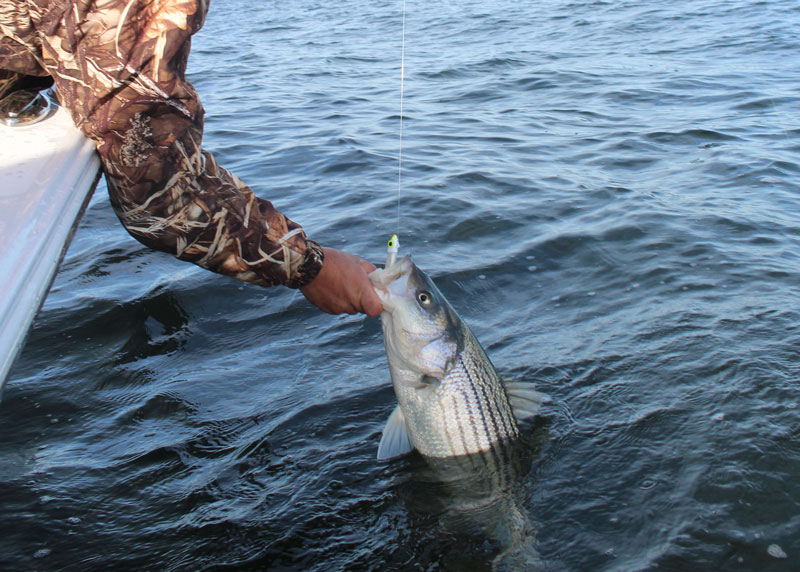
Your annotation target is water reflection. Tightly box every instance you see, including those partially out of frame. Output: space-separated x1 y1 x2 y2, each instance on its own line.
114 291 191 365
394 421 549 570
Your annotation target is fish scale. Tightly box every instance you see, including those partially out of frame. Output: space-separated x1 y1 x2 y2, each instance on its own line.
431 353 514 457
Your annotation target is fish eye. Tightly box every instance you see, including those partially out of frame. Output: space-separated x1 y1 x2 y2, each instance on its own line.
417 291 432 306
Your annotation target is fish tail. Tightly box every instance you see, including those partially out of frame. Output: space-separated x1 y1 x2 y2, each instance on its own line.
492 539 543 572
490 504 543 571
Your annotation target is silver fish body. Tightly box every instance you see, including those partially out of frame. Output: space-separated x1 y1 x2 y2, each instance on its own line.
370 254 544 460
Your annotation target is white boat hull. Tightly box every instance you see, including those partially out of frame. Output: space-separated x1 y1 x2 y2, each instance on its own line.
0 106 100 389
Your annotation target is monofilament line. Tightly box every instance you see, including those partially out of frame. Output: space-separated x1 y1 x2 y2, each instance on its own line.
396 0 407 235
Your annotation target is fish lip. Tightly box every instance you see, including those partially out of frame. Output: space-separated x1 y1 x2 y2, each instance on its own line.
370 254 416 309
369 254 413 287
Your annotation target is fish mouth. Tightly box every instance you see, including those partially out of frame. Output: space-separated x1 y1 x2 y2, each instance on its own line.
369 254 413 287
369 254 415 309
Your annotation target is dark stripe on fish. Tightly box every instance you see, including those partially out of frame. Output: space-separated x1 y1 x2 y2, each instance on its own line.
455 362 482 454
464 343 509 444
461 357 494 454
464 355 508 466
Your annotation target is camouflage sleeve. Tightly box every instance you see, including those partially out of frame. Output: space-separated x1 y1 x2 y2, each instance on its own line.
0 0 323 288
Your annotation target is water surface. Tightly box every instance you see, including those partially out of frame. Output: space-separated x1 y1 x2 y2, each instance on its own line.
2 0 799 570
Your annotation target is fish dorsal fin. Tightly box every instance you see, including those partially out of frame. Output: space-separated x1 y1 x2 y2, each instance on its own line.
377 405 415 460
504 379 549 421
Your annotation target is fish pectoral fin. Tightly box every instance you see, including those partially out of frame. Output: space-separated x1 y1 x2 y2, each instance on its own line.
504 379 550 421
377 405 415 460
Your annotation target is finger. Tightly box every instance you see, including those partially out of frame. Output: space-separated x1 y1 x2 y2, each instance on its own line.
358 258 377 273
359 282 383 316
363 297 383 317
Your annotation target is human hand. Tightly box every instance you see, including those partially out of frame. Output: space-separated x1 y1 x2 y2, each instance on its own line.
299 247 383 316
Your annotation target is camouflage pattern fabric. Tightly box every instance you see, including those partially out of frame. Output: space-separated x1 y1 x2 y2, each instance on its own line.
0 0 323 288
0 70 25 98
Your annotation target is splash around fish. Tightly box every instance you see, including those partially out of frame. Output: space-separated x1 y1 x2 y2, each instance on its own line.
369 237 547 460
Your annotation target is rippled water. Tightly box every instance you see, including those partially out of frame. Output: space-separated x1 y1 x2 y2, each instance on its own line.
2 0 799 570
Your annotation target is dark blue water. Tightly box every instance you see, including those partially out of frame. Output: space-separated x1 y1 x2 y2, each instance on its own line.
2 0 799 569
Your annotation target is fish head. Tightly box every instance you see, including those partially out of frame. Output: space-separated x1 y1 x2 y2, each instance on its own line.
370 254 464 380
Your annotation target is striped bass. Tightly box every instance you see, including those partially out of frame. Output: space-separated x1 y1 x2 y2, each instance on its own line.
369 252 545 460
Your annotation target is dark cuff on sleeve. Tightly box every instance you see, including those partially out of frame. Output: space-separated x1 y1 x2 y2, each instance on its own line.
285 239 325 289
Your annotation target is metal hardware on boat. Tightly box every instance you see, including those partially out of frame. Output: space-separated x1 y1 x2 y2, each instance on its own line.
0 86 57 127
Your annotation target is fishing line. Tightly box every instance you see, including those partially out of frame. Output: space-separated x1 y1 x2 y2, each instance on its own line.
385 0 406 268
396 0 406 237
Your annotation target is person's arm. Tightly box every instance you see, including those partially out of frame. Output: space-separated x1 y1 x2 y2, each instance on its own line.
35 1 322 288
11 0 378 315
